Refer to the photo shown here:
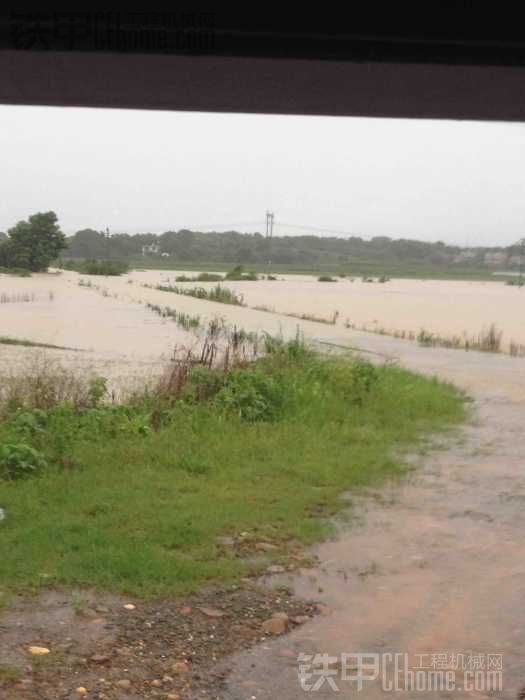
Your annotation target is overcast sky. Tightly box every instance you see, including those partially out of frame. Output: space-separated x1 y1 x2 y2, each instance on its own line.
1 105 524 246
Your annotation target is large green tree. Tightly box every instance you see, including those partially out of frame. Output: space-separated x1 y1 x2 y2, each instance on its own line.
3 211 67 271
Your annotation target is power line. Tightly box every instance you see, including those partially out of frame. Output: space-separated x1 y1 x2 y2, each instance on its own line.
275 222 359 237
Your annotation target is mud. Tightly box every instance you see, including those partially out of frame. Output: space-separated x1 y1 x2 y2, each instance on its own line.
0 586 318 699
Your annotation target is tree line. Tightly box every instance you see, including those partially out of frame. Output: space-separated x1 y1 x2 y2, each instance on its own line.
0 212 521 272
63 227 518 269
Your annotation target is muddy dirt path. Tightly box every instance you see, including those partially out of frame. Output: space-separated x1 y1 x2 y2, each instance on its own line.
221 331 525 699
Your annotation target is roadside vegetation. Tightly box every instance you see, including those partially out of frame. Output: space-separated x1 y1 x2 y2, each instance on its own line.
0 333 465 597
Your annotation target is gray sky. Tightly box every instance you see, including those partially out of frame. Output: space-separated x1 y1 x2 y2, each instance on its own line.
1 105 524 246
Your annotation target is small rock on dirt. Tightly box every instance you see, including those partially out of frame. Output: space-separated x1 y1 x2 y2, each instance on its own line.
75 688 88 696
29 646 50 655
267 564 286 574
171 661 189 675
115 679 132 689
262 616 288 635
123 603 136 610
255 542 278 552
90 654 110 664
272 611 289 621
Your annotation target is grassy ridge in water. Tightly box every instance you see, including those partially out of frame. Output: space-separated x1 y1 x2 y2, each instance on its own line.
0 345 465 596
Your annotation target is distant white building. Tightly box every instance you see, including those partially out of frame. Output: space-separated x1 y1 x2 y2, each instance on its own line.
142 243 160 256
161 252 170 257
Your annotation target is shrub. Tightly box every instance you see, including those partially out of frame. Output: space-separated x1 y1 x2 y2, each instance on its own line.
0 443 47 480
216 367 287 422
225 265 258 281
318 275 337 282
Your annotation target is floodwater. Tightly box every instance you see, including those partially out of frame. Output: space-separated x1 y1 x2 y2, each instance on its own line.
154 272 525 347
1 268 524 393
2 270 524 357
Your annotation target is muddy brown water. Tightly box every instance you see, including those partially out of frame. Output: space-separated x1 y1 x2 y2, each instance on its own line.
221 333 525 699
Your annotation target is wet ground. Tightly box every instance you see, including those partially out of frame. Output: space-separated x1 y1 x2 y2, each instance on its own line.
220 331 525 698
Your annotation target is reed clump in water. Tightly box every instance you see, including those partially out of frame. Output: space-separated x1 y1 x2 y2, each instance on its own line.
344 320 524 357
0 292 36 303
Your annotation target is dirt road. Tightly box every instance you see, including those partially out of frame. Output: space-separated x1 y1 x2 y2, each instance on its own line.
221 330 525 698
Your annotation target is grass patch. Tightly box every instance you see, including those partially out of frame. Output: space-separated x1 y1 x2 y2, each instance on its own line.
0 339 465 597
0 663 22 682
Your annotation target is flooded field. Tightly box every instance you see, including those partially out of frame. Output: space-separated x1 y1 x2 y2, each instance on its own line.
1 269 524 393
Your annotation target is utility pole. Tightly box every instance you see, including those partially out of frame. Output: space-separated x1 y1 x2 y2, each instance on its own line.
265 211 274 276
265 211 274 239
519 238 525 287
105 227 111 259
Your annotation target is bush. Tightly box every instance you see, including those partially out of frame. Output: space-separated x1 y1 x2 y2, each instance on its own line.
0 443 47 480
216 367 287 422
225 265 258 281
318 275 337 282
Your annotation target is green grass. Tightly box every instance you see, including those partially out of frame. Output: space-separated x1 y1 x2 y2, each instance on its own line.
0 346 465 597
0 663 22 682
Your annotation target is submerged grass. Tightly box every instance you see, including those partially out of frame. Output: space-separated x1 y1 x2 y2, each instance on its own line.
151 283 245 306
0 337 78 351
344 320 525 358
0 334 465 597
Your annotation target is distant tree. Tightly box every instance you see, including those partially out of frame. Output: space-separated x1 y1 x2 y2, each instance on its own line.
4 212 67 271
